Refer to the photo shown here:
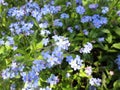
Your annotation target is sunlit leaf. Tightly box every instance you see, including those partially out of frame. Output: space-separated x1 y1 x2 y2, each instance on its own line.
112 43 120 49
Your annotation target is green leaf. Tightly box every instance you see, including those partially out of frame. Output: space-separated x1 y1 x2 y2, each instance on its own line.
0 46 5 54
113 80 120 89
37 55 43 60
36 41 43 50
102 29 110 34
111 43 120 49
107 49 117 52
114 28 120 36
89 29 98 39
102 72 107 90
106 34 112 43
5 45 12 50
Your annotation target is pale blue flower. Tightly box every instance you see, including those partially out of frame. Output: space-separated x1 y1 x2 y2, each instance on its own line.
41 5 61 15
66 2 72 7
2 68 11 79
32 60 46 72
67 27 73 33
31 10 39 18
89 4 98 9
35 13 42 22
9 21 34 35
83 29 89 35
8 7 18 17
8 7 24 20
47 74 59 86
40 30 51 36
21 70 39 88
98 37 105 42
115 55 120 70
75 25 80 30
80 42 93 53
66 55 73 63
8 2 41 20
0 0 8 5
117 10 120 16
52 35 60 41
92 19 101 28
42 38 49 46
91 14 108 28
10 84 16 90
81 16 92 23
5 36 14 46
41 51 50 59
39 22 49 28
60 13 69 19
49 6 60 14
76 5 85 15
89 78 101 86
46 54 58 68
101 7 109 14
52 47 64 64
53 35 70 50
100 17 108 25
53 19 63 27
89 86 96 90
76 0 82 5
2 61 24 79
0 39 4 45
12 46 18 51
69 55 83 71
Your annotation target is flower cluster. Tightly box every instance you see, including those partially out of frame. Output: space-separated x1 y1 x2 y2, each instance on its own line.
8 2 40 20
76 5 85 15
0 0 8 5
80 42 93 54
42 47 64 68
66 55 83 71
89 78 101 86
52 35 70 50
0 36 15 46
53 19 63 27
60 13 69 19
101 7 109 14
2 61 24 79
81 14 108 28
9 21 34 36
8 2 61 21
21 70 39 89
